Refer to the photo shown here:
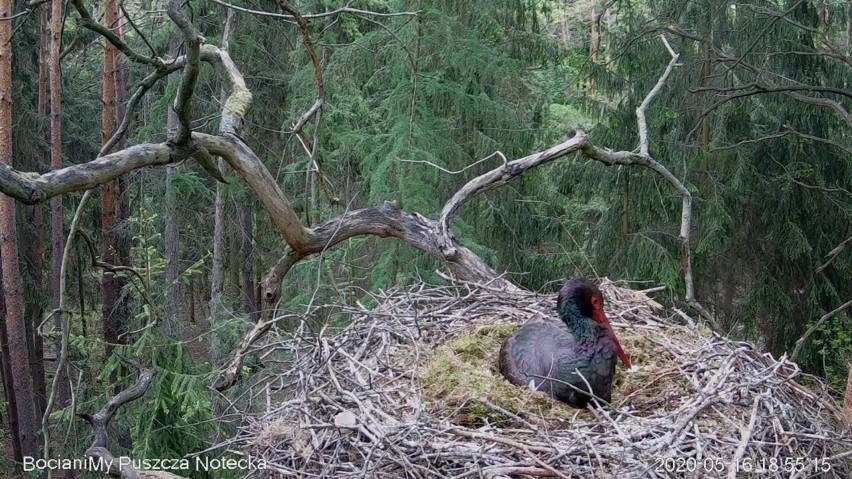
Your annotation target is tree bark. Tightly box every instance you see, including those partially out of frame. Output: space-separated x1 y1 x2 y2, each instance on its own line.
240 203 256 320
210 174 226 301
101 0 120 356
23 0 50 421
49 0 70 413
0 255 24 462
113 0 131 350
164 28 182 333
589 5 600 64
210 10 235 320
0 0 40 456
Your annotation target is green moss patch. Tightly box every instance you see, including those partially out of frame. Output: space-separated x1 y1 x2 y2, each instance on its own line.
420 323 586 426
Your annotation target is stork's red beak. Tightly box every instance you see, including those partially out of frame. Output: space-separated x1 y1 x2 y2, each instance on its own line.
593 308 632 368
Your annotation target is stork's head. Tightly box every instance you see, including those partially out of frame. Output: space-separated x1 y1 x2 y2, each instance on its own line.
557 277 632 368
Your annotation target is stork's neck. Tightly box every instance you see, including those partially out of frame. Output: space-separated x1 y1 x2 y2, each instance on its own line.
558 301 597 340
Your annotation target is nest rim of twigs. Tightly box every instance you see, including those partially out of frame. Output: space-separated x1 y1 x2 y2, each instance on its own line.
227 279 852 478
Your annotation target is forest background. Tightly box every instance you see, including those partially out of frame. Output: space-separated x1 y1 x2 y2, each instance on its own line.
0 0 849 476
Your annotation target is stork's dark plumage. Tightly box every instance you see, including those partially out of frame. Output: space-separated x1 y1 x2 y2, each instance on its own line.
498 277 631 408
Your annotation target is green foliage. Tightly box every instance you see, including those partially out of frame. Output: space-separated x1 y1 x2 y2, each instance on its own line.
566 0 852 387
171 171 213 198
18 0 849 471
89 331 223 478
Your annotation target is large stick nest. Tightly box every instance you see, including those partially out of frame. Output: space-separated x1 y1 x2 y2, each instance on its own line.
232 280 852 478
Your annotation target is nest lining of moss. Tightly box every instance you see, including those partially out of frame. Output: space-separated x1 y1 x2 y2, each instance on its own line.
230 280 851 478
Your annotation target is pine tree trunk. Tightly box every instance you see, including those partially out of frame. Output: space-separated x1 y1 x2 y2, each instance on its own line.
0 258 24 462
587 4 600 94
227 221 241 301
24 0 51 421
701 42 713 149
604 7 613 64
0 0 40 455
113 0 131 348
101 0 120 356
241 204 257 320
164 29 181 332
210 12 235 314
211 176 226 301
49 0 69 408
21 219 47 418
163 164 179 326
589 6 600 64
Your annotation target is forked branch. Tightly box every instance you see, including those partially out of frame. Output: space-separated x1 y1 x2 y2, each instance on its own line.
78 359 157 478
0 13 721 396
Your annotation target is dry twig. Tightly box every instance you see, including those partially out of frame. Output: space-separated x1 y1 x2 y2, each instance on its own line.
220 280 850 478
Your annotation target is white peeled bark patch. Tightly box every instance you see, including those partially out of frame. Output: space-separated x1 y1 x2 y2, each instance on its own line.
334 410 358 428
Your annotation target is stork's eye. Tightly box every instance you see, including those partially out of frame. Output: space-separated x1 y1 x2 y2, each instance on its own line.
591 296 602 309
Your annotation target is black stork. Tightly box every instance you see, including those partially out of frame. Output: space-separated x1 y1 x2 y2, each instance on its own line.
498 277 632 408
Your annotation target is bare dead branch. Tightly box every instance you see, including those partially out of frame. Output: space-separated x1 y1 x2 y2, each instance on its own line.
727 393 764 479
0 44 237 205
118 0 156 59
585 37 719 330
165 0 204 144
191 147 225 182
77 229 154 311
70 0 162 67
277 1 323 97
277 1 339 207
212 0 420 20
791 299 852 361
636 35 679 156
660 25 852 132
690 83 852 100
817 235 852 274
294 130 339 205
79 359 156 449
693 86 852 128
291 98 323 134
41 189 92 463
783 90 852 125
212 45 252 135
0 142 184 203
400 150 507 175
725 0 804 75
78 359 156 478
436 135 587 259
709 127 852 156
214 314 297 391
